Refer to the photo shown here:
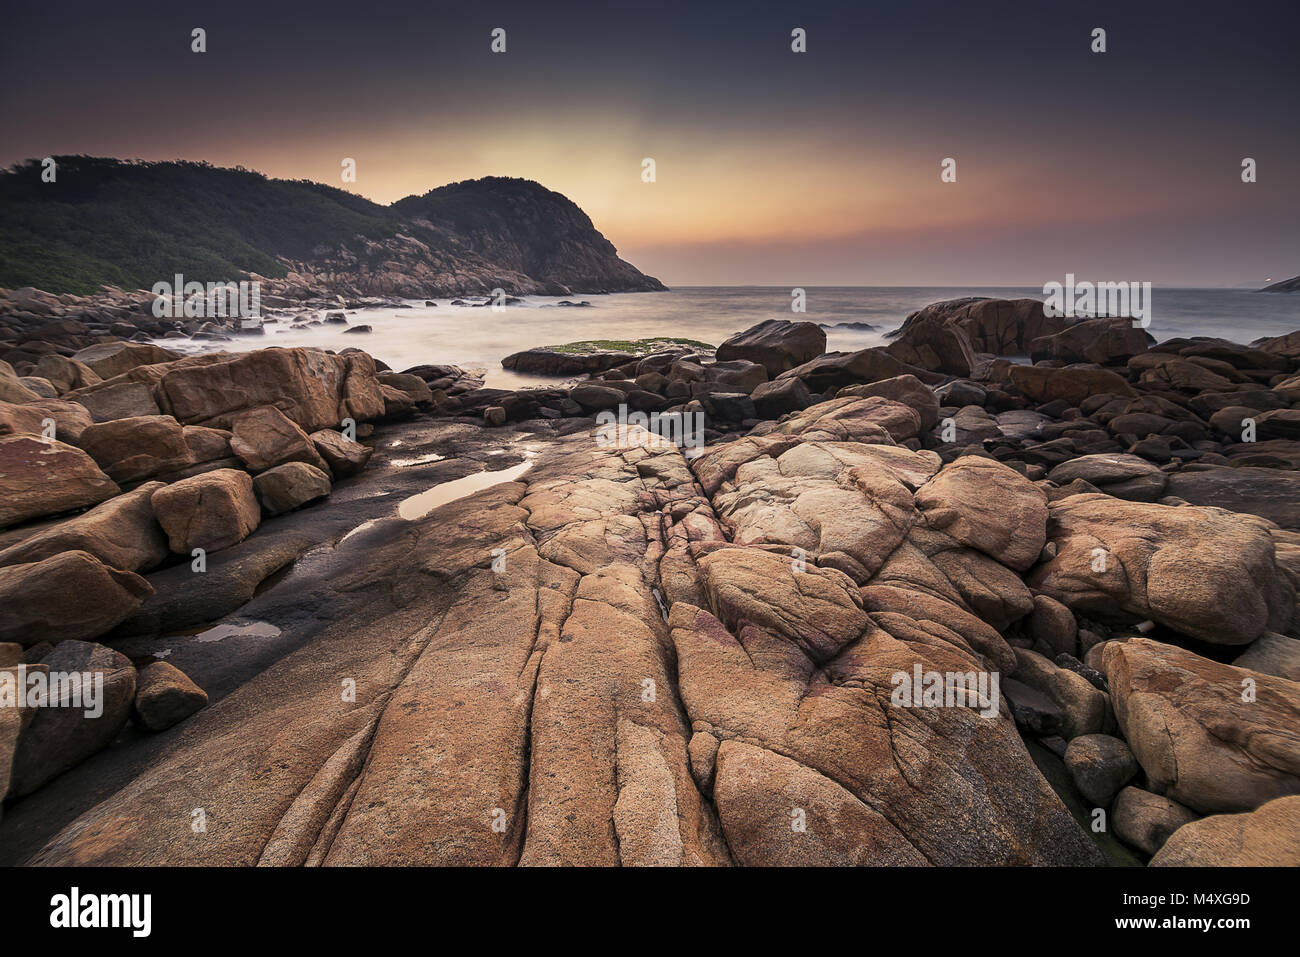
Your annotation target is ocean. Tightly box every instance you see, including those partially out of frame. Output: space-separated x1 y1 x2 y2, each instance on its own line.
154 286 1300 389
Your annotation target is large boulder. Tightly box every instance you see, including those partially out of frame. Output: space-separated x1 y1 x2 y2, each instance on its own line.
669 550 1102 864
0 482 169 572
32 354 101 393
71 341 180 380
915 456 1048 571
1150 795 1300 866
65 375 161 422
0 435 119 528
1046 453 1167 501
777 348 942 394
7 641 136 797
0 551 152 646
1104 639 1300 814
1029 317 1152 365
1009 364 1135 405
839 373 940 431
150 468 262 554
154 347 385 431
1030 495 1294 644
944 297 1068 354
253 462 332 516
1166 466 1300 530
230 406 329 472
77 414 193 483
885 310 978 376
715 319 826 377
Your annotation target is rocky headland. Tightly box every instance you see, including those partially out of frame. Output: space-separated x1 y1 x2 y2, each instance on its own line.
1 297 1299 867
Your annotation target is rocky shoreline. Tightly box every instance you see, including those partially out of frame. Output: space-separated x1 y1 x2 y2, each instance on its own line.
1 293 1298 866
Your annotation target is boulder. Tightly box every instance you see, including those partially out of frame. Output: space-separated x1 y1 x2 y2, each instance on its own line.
1104 639 1300 813
1029 317 1152 365
715 319 826 377
1232 632 1300 682
132 661 209 732
1030 495 1294 644
0 360 41 403
7 641 136 797
1112 786 1199 856
32 354 101 393
22 399 94 445
71 341 181 380
839 374 940 431
309 429 373 478
154 347 385 431
777 348 942 394
0 551 152 646
150 468 262 554
253 462 332 516
943 297 1068 354
1009 365 1135 405
0 400 48 437
1165 466 1300 530
18 377 57 399
1063 734 1138 806
77 414 193 483
229 405 330 472
569 383 625 412
885 310 978 376
65 376 161 421
377 371 434 406
750 377 812 418
915 456 1048 571
1046 453 1167 502
1150 795 1300 866
0 482 168 572
0 435 118 529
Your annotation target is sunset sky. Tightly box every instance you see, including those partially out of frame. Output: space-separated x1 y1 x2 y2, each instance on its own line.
2 0 1297 286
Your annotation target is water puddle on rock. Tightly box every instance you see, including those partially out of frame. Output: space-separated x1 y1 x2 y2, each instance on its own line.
398 453 536 521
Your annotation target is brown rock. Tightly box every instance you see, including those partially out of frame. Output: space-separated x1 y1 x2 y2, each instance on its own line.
150 468 261 554
309 429 373 478
1150 795 1300 866
715 319 826 377
1104 639 1300 814
253 462 332 516
8 640 136 796
0 435 118 529
132 661 208 732
0 482 168 572
78 414 193 483
0 551 152 646
1112 786 1199 856
230 405 329 472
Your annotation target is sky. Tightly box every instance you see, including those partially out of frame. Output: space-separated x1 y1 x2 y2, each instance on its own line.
1 0 1297 286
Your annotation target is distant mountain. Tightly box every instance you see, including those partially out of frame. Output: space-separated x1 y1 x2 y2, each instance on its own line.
0 156 665 297
1261 275 1300 293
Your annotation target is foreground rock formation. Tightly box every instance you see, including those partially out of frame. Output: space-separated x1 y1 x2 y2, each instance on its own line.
1 300 1298 867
